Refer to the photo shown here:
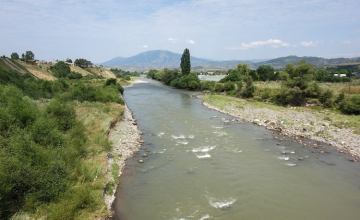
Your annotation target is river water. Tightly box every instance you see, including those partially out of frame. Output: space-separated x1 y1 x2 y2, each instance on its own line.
113 78 360 220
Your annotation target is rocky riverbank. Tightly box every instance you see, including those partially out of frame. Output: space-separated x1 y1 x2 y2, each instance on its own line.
200 95 360 160
104 101 143 213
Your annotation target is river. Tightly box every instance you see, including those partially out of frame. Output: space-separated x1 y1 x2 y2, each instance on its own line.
113 78 360 220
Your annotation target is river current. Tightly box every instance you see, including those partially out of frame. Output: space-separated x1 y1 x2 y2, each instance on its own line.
113 78 360 220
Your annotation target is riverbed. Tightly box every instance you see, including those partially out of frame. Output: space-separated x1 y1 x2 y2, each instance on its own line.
113 78 360 220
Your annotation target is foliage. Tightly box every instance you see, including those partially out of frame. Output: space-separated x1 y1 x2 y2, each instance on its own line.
146 69 158 79
319 89 333 104
339 94 360 115
178 73 200 90
24 51 34 61
50 61 71 78
0 86 87 219
67 71 83 79
105 78 124 94
66 58 72 63
277 71 289 81
256 65 275 81
242 75 255 98
200 81 215 92
10 53 19 60
125 75 131 81
74 58 93 69
224 81 235 91
220 63 251 83
180 48 191 75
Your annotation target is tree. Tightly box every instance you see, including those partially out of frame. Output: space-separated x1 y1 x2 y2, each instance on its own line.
11 52 19 59
256 65 275 81
180 48 191 75
21 53 25 59
50 61 70 78
25 51 35 60
74 58 93 68
66 58 72 63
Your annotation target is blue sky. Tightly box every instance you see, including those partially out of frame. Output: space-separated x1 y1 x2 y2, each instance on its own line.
1 0 359 63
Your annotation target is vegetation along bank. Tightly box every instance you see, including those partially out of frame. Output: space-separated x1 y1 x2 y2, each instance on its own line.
147 48 360 160
0 52 143 220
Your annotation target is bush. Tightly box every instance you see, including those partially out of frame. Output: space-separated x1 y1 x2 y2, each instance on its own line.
200 81 215 92
224 81 235 91
335 92 345 104
340 94 360 115
125 75 131 81
261 88 271 100
215 83 225 92
67 71 83 79
319 89 333 104
305 83 321 98
50 61 71 78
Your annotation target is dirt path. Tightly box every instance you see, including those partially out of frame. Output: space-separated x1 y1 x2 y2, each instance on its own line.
0 58 26 74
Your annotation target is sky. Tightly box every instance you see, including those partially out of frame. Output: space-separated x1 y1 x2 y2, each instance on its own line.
1 0 360 63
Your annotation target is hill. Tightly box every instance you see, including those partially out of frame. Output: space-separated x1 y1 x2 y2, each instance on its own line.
101 51 360 71
256 55 360 69
100 50 254 71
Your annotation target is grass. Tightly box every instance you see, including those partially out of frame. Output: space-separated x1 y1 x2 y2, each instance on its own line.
201 94 360 131
71 66 92 76
32 101 124 219
0 59 13 72
85 67 116 78
15 60 57 81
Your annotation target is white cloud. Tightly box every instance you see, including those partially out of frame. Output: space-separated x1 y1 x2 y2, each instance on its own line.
226 39 290 50
168 38 179 43
300 41 317 47
187 39 195 45
342 40 351 44
142 45 148 48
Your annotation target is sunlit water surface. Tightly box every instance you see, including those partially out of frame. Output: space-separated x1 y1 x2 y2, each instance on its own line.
113 78 360 220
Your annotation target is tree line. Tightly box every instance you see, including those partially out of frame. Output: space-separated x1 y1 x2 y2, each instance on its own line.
147 48 359 115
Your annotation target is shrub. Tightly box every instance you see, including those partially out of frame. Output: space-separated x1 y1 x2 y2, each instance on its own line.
305 83 321 98
67 71 83 79
125 75 131 81
319 89 333 104
50 61 71 78
224 81 235 91
261 88 271 99
215 83 225 92
335 92 345 104
340 94 360 115
200 81 215 92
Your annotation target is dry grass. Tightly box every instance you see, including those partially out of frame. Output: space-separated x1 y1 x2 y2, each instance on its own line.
71 65 92 76
340 87 360 94
85 67 116 78
15 60 57 81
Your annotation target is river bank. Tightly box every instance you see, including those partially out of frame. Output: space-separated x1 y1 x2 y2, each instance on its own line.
200 95 360 160
104 83 145 215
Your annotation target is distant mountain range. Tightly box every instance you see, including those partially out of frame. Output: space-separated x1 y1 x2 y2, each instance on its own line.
99 50 360 71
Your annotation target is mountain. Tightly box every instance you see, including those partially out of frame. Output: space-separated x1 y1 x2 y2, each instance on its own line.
100 50 254 71
256 56 360 69
100 51 360 71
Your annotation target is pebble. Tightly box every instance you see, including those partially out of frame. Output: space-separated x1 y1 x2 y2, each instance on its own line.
139 160 144 163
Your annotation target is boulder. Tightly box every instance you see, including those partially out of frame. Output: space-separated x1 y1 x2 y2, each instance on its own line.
139 160 144 163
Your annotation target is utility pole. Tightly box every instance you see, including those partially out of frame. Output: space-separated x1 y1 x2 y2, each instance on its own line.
348 70 352 95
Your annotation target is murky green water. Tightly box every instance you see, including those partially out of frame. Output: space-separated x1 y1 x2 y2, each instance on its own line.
113 78 360 220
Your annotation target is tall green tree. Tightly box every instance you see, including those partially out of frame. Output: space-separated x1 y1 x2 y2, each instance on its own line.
25 51 34 61
256 65 274 81
180 48 191 75
10 52 19 59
